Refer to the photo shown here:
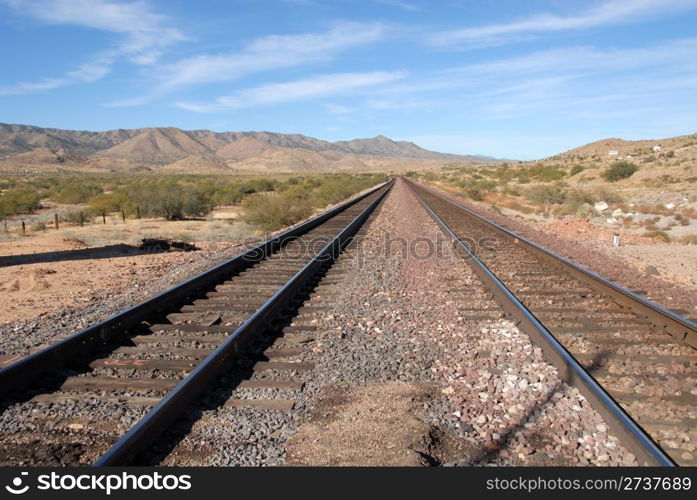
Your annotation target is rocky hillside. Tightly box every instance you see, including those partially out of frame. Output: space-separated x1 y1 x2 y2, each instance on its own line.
0 123 495 173
556 133 697 160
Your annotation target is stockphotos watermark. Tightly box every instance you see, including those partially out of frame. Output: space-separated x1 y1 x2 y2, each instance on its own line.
3 471 191 496
235 232 501 267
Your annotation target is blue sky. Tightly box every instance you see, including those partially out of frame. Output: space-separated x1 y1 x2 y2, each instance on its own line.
1 0 696 159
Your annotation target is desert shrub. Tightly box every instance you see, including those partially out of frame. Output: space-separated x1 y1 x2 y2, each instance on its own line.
674 213 690 226
0 188 41 216
89 191 132 214
30 220 46 231
589 187 623 204
524 185 565 205
502 199 533 213
50 182 102 204
243 192 313 231
569 164 584 176
64 210 96 224
467 187 485 201
212 184 253 206
530 164 567 181
559 189 594 215
134 180 209 220
644 230 671 242
313 178 361 206
501 184 521 196
465 180 497 201
603 161 638 181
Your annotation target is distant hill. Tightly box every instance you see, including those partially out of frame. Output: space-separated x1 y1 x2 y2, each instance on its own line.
0 123 498 173
528 132 697 186
557 133 697 158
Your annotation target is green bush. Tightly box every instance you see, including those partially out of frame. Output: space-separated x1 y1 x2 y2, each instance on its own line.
603 161 638 181
243 192 314 231
558 189 594 215
524 185 566 205
569 165 584 176
134 180 209 220
521 164 566 182
50 183 102 204
64 210 95 224
0 188 41 216
89 191 132 214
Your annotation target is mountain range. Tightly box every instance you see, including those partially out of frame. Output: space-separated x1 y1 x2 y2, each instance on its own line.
0 123 496 173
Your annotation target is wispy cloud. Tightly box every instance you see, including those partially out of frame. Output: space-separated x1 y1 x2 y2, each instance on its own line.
0 0 184 94
430 0 697 48
374 0 419 11
176 70 407 112
0 59 111 95
159 23 385 90
362 36 697 124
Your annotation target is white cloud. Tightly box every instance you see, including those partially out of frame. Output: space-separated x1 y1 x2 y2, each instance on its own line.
176 71 407 112
374 0 419 11
0 0 184 94
430 0 697 48
160 23 385 89
3 0 184 63
0 59 112 95
357 36 697 129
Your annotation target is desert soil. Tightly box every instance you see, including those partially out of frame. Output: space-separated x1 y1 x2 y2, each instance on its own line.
0 232 242 326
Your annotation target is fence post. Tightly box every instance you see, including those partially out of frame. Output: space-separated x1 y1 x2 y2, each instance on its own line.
121 209 126 222
3 219 6 233
54 213 59 230
21 220 25 234
102 212 106 224
79 212 84 227
136 206 140 219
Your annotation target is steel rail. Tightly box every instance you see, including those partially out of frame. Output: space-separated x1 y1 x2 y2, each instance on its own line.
408 179 697 348
408 181 675 467
93 181 393 465
0 181 391 396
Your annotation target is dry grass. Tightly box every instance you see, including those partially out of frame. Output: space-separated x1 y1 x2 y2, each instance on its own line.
644 230 671 242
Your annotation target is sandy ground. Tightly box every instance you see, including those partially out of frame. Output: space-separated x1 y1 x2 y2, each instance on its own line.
0 227 248 324
537 219 697 289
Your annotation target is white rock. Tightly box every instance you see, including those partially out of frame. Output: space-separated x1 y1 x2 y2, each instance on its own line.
606 217 618 224
612 209 625 217
594 201 609 212
665 202 675 209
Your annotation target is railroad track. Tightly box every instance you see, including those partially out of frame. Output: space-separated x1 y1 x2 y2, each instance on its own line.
406 178 697 466
0 180 393 466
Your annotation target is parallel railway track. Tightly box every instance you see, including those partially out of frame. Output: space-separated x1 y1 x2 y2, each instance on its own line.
407 179 696 466
0 180 392 466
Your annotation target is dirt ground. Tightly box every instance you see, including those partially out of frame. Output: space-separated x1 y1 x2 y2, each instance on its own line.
286 382 477 466
0 224 250 324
